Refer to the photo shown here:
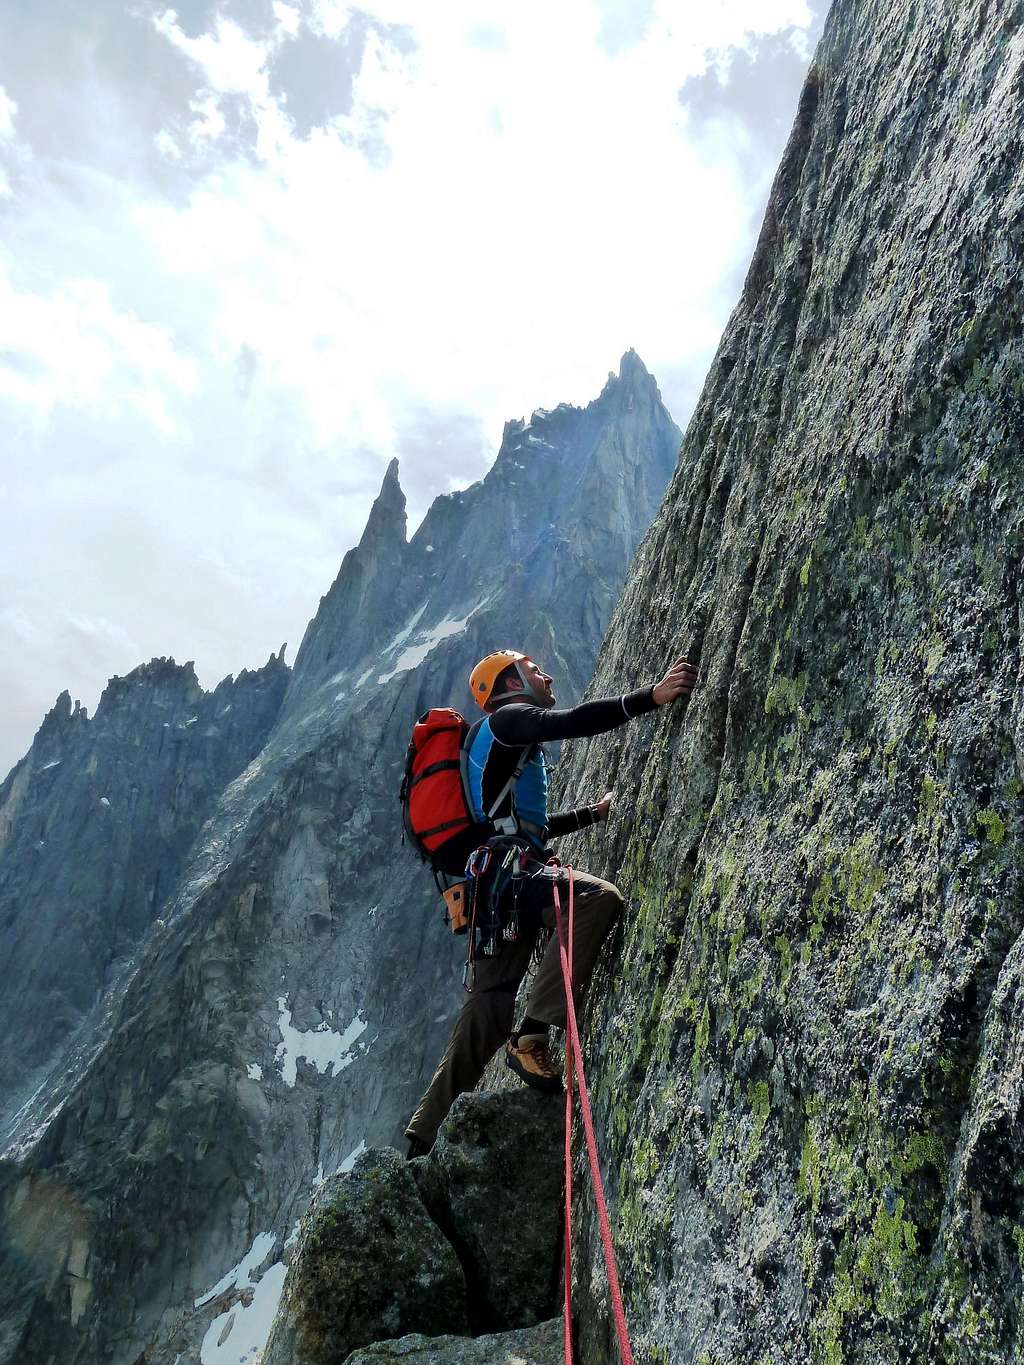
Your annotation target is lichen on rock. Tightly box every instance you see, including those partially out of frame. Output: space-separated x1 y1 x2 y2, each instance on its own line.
549 0 1024 1360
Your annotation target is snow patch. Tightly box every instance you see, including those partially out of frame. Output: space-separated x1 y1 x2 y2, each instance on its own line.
527 434 554 449
99 797 110 807
340 1139 367 1173
195 1231 277 1309
425 544 434 552
274 998 368 1087
186 716 198 726
381 601 429 657
377 599 490 686
38 760 61 772
198 1258 288 1365
246 1063 262 1081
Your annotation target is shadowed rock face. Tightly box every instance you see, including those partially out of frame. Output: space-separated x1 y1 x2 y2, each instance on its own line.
263 1148 470 1365
0 354 679 1365
0 653 290 1124
262 1092 563 1365
410 1091 564 1336
548 2 1024 1361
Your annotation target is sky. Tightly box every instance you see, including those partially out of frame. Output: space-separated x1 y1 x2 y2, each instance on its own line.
0 0 828 776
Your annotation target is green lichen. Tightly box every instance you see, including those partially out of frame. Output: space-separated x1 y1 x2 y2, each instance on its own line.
975 807 1006 845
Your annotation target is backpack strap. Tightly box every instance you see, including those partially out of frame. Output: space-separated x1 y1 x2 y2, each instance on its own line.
485 743 536 821
459 719 537 834
408 758 461 789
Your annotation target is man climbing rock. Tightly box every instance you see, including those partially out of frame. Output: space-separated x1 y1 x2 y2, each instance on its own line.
405 650 697 1156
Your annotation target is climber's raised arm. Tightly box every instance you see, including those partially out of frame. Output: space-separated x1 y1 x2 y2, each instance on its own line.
489 655 697 747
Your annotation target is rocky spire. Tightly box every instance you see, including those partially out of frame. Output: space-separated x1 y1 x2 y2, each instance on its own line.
358 458 407 550
599 347 660 405
617 347 651 382
286 459 410 707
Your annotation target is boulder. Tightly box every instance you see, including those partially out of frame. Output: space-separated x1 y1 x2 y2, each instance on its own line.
412 1091 564 1333
341 1318 562 1364
261 1149 468 1365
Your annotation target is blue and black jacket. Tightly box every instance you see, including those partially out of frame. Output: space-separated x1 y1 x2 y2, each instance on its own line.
465 686 658 847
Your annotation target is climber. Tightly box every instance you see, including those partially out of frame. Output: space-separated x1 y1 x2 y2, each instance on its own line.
405 649 697 1156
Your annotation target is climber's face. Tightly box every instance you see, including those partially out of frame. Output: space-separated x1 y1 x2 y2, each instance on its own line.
520 659 555 708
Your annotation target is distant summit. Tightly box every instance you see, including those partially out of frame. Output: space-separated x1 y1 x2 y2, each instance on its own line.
0 356 681 1365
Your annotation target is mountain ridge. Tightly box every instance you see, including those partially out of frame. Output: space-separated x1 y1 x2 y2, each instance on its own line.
0 353 682 1365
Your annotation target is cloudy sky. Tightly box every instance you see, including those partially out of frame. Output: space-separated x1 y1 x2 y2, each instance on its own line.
0 0 827 775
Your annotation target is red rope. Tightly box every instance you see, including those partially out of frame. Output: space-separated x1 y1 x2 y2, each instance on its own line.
561 871 575 1365
553 867 635 1365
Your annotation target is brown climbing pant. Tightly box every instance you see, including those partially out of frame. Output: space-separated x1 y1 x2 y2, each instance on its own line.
405 865 623 1148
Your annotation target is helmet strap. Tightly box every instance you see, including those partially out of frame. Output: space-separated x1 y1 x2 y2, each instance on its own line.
487 661 547 708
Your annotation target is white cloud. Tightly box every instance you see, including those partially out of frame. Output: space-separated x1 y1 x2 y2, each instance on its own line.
0 86 16 141
153 12 272 99
0 260 198 434
154 128 182 161
308 1 355 41
273 3 302 39
0 0 820 774
128 0 799 461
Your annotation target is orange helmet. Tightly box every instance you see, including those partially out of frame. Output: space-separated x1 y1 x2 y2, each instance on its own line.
469 650 534 711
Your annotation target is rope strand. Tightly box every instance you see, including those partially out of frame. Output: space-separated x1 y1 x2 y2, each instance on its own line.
553 867 634 1365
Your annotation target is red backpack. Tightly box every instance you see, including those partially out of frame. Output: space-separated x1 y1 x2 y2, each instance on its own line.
399 708 532 877
400 709 479 870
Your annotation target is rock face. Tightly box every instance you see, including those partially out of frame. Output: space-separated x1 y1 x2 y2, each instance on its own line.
411 1091 564 1334
263 1149 469 1365
0 653 289 1126
340 1319 562 1365
0 354 679 1365
263 1093 563 1365
548 2 1024 1362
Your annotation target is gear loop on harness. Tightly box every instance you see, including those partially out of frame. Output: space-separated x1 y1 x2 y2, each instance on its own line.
553 864 635 1365
462 835 534 989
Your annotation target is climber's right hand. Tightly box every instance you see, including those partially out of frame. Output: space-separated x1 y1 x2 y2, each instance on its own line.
652 656 697 706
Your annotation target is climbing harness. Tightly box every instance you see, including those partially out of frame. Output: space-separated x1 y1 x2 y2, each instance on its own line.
553 864 635 1365
462 837 532 991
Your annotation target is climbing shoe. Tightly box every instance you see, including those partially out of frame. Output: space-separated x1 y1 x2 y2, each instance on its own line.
505 1034 563 1095
405 1134 431 1161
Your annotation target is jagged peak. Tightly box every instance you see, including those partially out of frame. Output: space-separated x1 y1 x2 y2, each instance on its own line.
358 457 407 548
94 658 202 718
51 690 72 720
618 347 651 379
602 347 655 394
213 645 291 694
31 689 88 753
